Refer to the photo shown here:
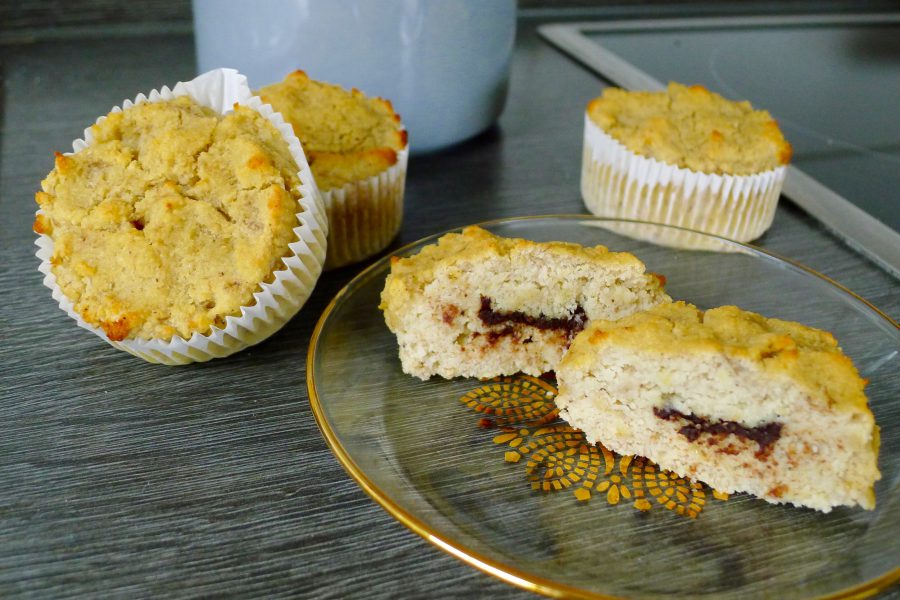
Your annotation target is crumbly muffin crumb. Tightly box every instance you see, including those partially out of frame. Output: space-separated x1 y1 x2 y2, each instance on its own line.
587 83 791 175
35 96 302 341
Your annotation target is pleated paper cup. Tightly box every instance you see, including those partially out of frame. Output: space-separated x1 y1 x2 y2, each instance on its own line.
581 114 786 250
321 145 408 270
34 68 328 365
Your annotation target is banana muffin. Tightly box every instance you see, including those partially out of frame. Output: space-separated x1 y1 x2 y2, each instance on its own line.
35 96 304 342
258 70 408 269
380 226 670 380
582 82 792 247
556 301 880 512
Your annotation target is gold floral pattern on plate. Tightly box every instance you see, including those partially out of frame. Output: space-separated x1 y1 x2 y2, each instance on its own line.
461 375 729 518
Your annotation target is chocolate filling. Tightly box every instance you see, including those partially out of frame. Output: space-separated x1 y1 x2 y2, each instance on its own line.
477 296 588 341
653 407 782 457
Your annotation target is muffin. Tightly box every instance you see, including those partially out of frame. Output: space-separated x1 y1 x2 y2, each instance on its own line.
380 226 670 380
34 69 327 364
581 83 791 248
556 301 880 512
258 70 408 269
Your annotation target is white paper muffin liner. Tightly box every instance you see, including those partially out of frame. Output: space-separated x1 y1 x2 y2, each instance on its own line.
581 114 787 250
321 145 408 270
34 68 328 365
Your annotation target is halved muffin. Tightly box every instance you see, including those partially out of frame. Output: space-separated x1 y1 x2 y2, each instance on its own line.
380 226 670 379
556 301 880 511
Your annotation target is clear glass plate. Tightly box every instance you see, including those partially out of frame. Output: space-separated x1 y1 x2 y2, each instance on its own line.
307 216 899 599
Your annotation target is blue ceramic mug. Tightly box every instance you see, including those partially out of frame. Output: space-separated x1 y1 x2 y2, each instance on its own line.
193 0 517 154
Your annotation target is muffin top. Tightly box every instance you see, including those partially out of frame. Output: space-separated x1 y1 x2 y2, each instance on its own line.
384 225 656 291
34 96 302 341
258 70 407 190
380 225 667 313
566 301 870 415
587 83 792 175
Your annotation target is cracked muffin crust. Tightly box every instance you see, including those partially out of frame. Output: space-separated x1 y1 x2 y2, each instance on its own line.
34 96 303 341
587 82 792 175
258 70 406 191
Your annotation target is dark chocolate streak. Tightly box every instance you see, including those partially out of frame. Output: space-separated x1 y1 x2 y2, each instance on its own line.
477 296 587 340
653 407 783 457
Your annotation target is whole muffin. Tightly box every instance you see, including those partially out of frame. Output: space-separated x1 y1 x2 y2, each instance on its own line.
581 83 792 248
34 81 326 363
258 70 408 269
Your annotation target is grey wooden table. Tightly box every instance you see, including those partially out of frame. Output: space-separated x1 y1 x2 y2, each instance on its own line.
1 15 898 600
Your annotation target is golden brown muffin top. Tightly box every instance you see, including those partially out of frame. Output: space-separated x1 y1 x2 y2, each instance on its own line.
258 70 407 191
379 226 668 330
35 96 302 341
587 83 792 175
383 225 657 293
565 301 871 414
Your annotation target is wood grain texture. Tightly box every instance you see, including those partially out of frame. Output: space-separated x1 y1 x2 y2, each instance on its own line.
1 16 897 600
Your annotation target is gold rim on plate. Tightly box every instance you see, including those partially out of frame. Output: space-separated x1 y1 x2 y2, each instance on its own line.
306 215 899 600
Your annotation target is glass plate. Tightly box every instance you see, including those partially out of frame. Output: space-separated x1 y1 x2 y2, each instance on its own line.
307 216 899 599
